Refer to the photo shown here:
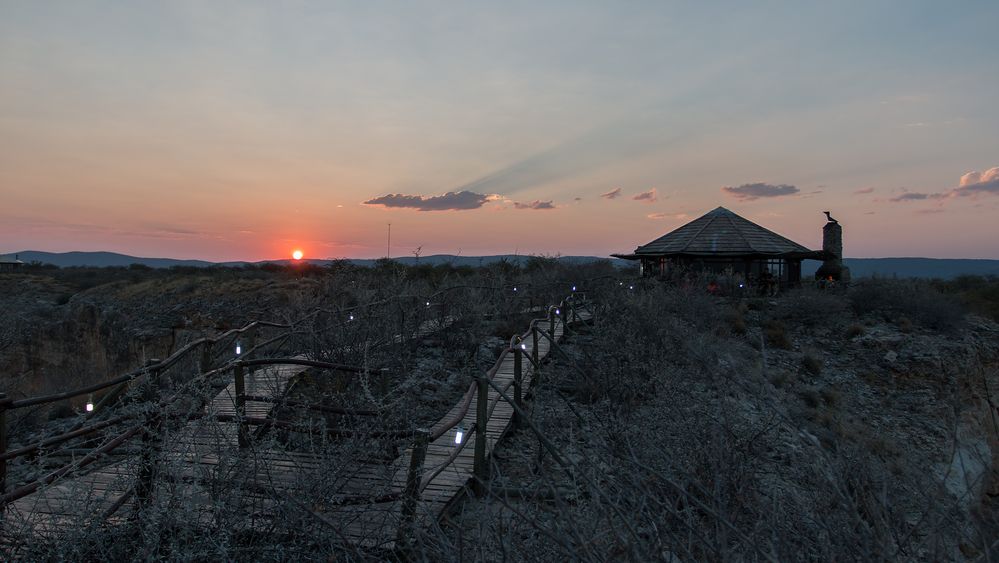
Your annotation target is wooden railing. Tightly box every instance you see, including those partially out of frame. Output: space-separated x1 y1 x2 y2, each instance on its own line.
0 279 606 544
0 318 290 505
393 294 594 545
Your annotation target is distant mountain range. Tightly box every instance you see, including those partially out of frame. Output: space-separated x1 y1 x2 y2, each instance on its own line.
6 251 624 270
802 258 999 280
6 251 999 279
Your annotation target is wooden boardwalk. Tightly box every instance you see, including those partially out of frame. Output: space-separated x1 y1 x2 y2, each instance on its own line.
2 308 587 550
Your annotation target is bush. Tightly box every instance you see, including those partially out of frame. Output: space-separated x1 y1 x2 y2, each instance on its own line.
728 308 747 334
802 350 823 375
776 288 852 328
932 275 999 321
820 386 841 406
764 319 792 349
848 279 965 332
845 323 865 338
799 387 821 408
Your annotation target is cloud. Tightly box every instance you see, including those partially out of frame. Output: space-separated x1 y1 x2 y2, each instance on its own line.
647 212 666 220
721 182 799 201
955 166 999 196
513 200 556 210
632 188 658 203
889 192 934 202
854 187 875 195
363 191 496 211
601 187 623 200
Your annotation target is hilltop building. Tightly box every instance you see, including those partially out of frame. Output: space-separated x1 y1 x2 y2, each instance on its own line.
0 254 24 272
613 207 843 290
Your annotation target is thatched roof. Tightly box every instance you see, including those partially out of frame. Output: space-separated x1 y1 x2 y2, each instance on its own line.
627 207 818 258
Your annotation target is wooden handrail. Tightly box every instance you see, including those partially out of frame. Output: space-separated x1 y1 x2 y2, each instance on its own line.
236 357 384 374
240 395 380 417
418 295 595 492
427 309 559 441
0 423 146 506
0 283 603 527
0 415 131 462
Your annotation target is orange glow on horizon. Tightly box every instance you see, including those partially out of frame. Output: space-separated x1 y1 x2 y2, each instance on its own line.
292 249 304 260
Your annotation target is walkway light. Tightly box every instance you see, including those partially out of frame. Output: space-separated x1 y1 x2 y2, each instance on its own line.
555 308 561 316
628 285 634 290
85 394 94 413
572 285 576 292
235 340 242 355
520 341 527 351
426 301 431 307
349 314 355 321
455 423 465 445
513 286 517 292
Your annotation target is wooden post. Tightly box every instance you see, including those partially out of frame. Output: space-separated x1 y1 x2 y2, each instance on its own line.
513 345 523 428
531 325 539 370
472 375 489 494
549 308 556 339
136 369 160 507
396 428 430 550
234 363 249 449
248 326 257 353
247 327 257 375
200 340 212 374
0 393 9 495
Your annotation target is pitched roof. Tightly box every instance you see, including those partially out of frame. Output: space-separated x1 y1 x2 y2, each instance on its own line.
0 255 24 264
634 207 813 256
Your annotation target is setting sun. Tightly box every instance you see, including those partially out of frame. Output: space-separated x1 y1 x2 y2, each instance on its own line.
292 249 304 260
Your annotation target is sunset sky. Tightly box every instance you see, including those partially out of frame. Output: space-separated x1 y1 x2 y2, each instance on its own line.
2 1 997 261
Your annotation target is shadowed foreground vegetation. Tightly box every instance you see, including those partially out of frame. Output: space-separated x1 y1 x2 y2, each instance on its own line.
2 265 998 561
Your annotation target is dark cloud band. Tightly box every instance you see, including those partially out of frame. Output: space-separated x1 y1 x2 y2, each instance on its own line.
721 183 799 201
363 191 493 211
513 200 556 210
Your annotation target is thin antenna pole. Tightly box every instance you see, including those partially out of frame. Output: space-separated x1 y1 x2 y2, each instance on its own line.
387 223 391 259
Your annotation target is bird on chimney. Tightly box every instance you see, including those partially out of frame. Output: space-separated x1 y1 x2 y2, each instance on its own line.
823 211 838 223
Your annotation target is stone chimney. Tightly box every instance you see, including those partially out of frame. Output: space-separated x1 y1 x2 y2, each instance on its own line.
823 220 842 261
815 212 850 282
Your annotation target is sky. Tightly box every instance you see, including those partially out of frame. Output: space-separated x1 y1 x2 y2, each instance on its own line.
2 1 998 261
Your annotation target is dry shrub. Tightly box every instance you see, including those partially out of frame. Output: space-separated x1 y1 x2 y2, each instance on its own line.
845 323 866 338
802 350 823 376
764 319 792 349
775 287 852 328
728 308 747 335
848 279 965 332
819 386 841 406
770 370 791 388
799 387 821 408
